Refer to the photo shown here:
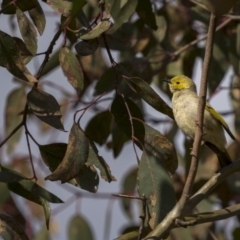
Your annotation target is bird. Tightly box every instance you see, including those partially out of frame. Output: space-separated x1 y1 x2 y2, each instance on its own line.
163 75 235 168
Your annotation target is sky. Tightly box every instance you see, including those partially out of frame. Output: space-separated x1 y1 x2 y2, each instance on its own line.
0 2 236 240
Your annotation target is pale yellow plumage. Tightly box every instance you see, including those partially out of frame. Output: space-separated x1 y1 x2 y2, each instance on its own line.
164 75 235 168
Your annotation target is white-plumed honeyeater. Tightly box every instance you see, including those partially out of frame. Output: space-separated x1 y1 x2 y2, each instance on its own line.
164 75 235 168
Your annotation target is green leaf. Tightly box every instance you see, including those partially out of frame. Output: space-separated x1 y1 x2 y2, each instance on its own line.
0 167 63 204
233 227 240 240
13 37 33 64
28 1 46 36
152 15 167 43
39 143 67 172
46 0 73 17
121 167 138 220
5 87 25 154
94 58 152 96
39 197 51 230
1 0 37 14
59 47 84 96
80 19 112 40
94 65 116 96
138 125 177 229
102 22 137 51
85 111 113 145
0 31 37 83
106 0 138 34
75 39 99 56
0 172 25 183
68 214 94 240
16 8 37 55
111 94 145 147
45 123 89 183
27 87 64 131
136 0 157 30
124 76 174 119
40 141 115 186
33 225 51 240
0 214 29 240
75 165 99 193
144 124 178 175
86 139 116 182
109 124 129 157
71 0 86 17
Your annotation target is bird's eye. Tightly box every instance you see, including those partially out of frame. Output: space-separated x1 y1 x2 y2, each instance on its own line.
176 82 180 84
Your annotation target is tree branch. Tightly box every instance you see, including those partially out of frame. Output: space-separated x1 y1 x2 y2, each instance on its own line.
182 203 240 226
187 158 240 212
145 13 217 239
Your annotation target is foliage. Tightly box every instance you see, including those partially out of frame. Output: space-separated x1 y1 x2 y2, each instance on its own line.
0 0 240 239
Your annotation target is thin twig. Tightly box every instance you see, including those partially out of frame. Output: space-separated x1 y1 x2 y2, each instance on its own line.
35 28 63 79
74 91 108 124
151 17 232 76
120 93 141 164
25 127 37 180
102 33 115 65
0 121 23 148
35 17 73 80
173 18 229 57
183 203 240 226
112 193 142 200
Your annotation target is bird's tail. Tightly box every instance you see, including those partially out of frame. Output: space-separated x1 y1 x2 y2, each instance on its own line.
205 142 232 168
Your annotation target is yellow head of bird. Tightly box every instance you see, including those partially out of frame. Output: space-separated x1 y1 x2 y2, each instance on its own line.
163 75 196 93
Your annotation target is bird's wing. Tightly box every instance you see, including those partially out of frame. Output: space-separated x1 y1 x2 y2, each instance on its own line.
205 102 236 140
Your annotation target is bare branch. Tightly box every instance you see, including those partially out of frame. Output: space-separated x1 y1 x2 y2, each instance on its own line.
187 158 240 212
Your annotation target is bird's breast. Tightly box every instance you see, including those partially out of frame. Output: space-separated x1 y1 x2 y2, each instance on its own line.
172 92 199 139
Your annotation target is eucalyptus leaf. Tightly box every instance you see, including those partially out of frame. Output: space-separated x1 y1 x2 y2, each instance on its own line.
124 76 174 119
46 0 72 16
0 31 37 82
106 0 138 34
5 87 25 154
0 167 63 204
136 0 157 30
28 1 46 36
75 39 99 56
85 111 113 145
0 214 29 240
75 165 99 193
68 214 94 240
80 19 112 40
86 139 116 182
16 8 37 55
59 47 84 96
13 37 33 64
111 94 145 147
1 0 36 14
27 87 64 131
45 123 89 183
138 124 177 229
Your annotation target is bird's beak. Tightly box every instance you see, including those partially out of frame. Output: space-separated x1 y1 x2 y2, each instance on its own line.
162 78 171 83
